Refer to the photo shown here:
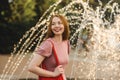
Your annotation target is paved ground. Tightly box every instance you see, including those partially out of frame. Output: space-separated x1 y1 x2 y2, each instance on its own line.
0 54 37 79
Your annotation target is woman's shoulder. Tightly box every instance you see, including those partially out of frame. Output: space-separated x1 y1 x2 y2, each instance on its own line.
45 38 53 43
64 40 70 44
43 38 52 42
40 38 53 47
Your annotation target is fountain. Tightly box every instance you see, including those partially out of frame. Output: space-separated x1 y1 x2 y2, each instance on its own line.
0 0 120 80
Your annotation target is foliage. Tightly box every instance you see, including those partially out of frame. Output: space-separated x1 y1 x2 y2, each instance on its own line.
34 0 58 20
9 0 37 22
0 0 11 23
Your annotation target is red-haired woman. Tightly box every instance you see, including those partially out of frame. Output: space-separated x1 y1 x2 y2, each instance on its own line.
28 14 70 80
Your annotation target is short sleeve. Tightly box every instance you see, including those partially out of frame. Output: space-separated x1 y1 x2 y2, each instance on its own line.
34 39 52 57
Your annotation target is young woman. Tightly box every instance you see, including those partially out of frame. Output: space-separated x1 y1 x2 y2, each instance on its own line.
28 14 70 80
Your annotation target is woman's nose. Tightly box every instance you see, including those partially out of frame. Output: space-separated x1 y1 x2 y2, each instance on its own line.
55 23 59 27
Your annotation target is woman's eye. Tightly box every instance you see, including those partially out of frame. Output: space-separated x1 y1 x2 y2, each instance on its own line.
52 22 62 25
58 22 62 24
52 23 55 25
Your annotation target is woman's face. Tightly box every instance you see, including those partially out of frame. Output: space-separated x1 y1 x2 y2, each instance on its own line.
51 17 64 36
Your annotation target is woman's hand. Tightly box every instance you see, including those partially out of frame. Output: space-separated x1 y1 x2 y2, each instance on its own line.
53 65 64 77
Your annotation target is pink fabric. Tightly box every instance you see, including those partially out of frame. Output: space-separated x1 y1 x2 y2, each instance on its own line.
35 38 69 72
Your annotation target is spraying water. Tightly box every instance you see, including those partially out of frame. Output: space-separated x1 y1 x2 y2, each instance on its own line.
0 0 120 80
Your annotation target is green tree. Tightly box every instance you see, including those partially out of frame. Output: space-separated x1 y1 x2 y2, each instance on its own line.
0 0 11 23
9 0 37 23
0 0 38 53
34 0 58 20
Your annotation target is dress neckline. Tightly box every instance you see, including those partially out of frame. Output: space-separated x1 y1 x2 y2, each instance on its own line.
49 38 65 45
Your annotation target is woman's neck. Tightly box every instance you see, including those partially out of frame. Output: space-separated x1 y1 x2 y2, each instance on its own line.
53 35 62 42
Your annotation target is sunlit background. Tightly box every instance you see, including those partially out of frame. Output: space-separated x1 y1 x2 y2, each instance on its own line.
0 0 120 80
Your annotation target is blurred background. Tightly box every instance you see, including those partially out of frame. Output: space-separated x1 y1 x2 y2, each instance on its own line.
0 0 120 80
0 0 120 54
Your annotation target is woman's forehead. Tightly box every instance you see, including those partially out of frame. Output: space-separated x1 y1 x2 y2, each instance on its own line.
52 17 62 22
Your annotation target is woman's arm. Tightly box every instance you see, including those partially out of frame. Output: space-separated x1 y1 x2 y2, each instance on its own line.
28 53 64 77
